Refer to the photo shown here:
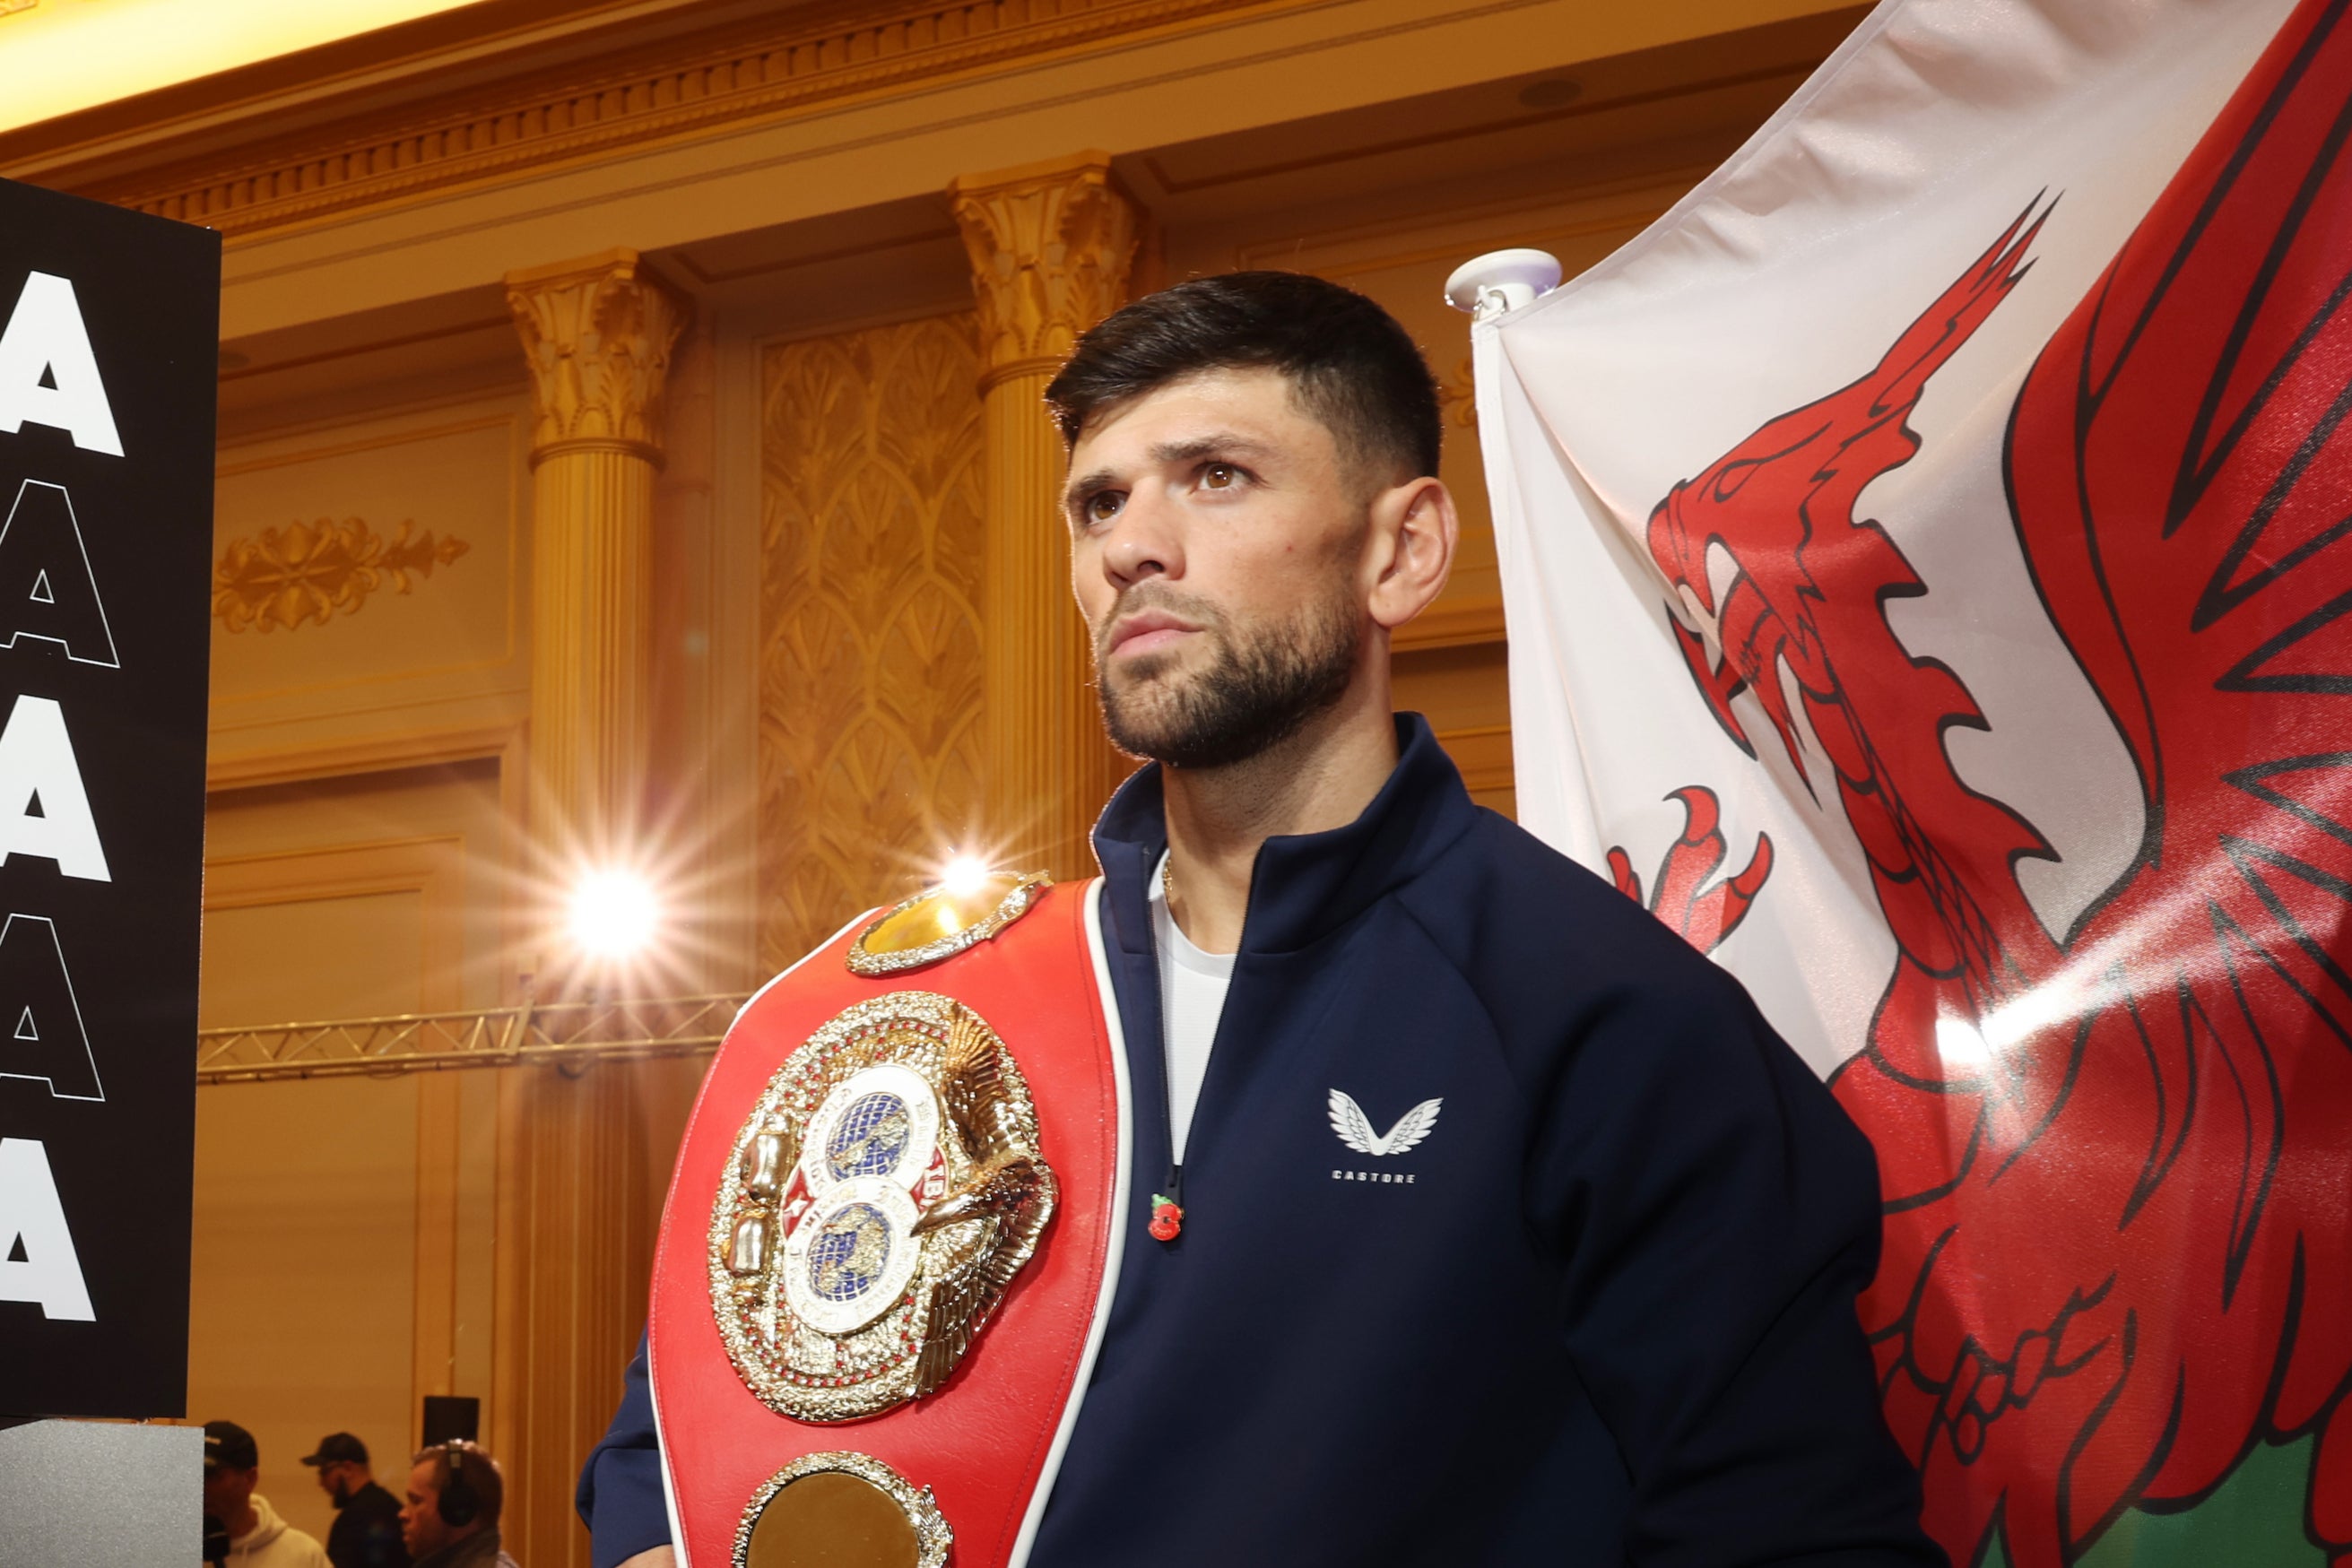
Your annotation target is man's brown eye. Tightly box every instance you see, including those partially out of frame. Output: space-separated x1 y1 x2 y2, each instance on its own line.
1202 464 1237 489
1087 491 1124 523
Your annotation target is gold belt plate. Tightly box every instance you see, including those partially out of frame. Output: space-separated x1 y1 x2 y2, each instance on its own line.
708 991 1056 1423
733 1451 950 1568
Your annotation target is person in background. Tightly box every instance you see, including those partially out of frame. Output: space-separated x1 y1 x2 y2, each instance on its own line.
204 1420 331 1568
399 1441 520 1568
302 1432 411 1568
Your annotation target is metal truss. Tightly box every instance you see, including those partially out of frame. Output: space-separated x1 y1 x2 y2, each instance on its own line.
195 992 753 1085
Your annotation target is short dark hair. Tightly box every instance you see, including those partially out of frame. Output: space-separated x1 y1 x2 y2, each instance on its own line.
414 1442 503 1529
1045 272 1442 485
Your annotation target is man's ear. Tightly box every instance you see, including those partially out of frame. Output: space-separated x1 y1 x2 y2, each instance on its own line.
1366 476 1459 631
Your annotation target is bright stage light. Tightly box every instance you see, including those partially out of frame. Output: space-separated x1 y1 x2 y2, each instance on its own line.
941 855 994 899
569 870 661 958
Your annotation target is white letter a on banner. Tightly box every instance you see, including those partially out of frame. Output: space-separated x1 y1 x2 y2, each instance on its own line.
0 273 122 457
0 696 109 881
0 1138 95 1321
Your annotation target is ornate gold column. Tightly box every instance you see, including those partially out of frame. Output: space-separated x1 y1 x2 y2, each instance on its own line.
498 247 690 1568
950 152 1140 879
508 247 690 870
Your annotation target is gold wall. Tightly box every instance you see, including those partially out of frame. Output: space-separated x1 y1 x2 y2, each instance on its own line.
196 767 506 1545
0 0 1867 1559
759 312 990 969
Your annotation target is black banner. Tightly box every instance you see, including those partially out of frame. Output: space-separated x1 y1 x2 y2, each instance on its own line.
0 178 218 1416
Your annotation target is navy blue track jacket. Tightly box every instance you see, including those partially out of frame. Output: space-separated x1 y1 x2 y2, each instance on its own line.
579 714 1944 1566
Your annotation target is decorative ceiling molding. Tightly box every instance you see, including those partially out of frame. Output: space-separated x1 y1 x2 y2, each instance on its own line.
214 516 472 633
73 0 1293 242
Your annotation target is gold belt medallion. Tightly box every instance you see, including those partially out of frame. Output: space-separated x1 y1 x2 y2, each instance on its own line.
708 991 1056 1422
733 1451 951 1568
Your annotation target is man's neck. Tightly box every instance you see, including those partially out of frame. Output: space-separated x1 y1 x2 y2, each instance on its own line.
1160 683 1397 954
229 1501 259 1540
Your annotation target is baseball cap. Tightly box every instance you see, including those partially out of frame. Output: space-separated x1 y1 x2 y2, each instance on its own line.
204 1421 259 1472
301 1432 369 1468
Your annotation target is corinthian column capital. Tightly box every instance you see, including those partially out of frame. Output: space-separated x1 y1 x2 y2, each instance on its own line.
506 247 691 466
950 152 1140 392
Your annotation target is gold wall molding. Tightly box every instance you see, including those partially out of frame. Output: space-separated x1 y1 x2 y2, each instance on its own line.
499 246 691 1568
214 411 520 481
1434 722 1513 794
950 149 1139 391
1229 173 1687 273
507 247 688 860
1395 594 1504 652
213 517 471 634
492 1056 704 1568
507 249 690 467
758 309 988 971
207 408 526 745
202 834 471 1454
1151 63 1808 201
77 0 1291 241
213 413 522 481
953 152 1136 878
205 720 522 793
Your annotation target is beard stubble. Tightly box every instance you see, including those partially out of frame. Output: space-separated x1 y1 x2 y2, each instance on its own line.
1094 579 1362 770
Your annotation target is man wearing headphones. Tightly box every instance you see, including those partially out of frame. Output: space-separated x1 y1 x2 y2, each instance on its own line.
399 1442 520 1568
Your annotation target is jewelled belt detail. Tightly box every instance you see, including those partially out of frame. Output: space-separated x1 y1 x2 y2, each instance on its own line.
711 990 1057 1422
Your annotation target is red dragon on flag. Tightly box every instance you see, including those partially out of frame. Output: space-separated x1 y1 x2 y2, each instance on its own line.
1624 1 2352 1561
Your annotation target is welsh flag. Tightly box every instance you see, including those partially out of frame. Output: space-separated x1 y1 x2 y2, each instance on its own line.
1467 1 2352 1564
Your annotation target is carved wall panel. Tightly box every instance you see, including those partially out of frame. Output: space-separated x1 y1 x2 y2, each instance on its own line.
759 312 987 972
210 401 529 781
213 518 470 634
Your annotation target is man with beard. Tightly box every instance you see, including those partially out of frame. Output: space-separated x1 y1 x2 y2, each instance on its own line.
303 1433 410 1568
579 273 1941 1566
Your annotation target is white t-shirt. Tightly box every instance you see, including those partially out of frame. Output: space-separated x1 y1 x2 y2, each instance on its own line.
1150 851 1235 1163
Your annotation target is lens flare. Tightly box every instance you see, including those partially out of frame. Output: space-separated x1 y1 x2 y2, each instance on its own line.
1933 1015 1992 1069
568 870 661 958
941 855 994 899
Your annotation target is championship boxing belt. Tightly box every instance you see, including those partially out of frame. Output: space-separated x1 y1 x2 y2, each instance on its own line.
647 872 1131 1568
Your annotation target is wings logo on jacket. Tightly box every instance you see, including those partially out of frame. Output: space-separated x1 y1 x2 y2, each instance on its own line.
1615 4 2352 1564
1327 1090 1442 1157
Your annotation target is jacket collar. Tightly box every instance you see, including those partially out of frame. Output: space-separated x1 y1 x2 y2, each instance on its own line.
1091 712 1478 958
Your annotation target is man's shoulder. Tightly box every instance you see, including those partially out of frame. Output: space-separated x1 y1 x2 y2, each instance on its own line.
351 1481 404 1517
1381 803 1798 1106
1402 806 1740 991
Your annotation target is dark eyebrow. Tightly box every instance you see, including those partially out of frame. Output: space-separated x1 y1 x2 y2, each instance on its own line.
1063 433 1277 516
1150 433 1275 466
1063 466 1119 516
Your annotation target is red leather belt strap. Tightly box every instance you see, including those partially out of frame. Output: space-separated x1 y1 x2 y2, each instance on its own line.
648 880 1121 1568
